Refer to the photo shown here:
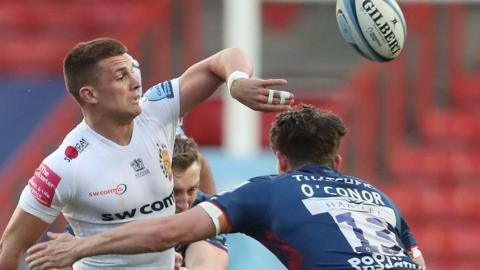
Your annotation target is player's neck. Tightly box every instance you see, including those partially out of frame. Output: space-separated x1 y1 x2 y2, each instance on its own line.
84 115 134 146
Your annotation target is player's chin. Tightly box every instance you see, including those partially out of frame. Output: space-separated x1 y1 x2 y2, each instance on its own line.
130 105 142 117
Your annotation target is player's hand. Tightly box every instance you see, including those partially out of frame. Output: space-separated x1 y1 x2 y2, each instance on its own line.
174 252 184 270
230 78 294 112
26 232 79 270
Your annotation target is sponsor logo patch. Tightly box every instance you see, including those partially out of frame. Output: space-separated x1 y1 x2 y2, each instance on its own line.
28 163 61 207
64 138 89 162
65 146 78 159
145 81 174 101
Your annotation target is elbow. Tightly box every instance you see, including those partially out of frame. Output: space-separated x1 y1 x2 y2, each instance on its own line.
216 48 253 76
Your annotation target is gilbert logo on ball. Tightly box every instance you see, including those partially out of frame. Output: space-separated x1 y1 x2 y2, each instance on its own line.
336 0 407 62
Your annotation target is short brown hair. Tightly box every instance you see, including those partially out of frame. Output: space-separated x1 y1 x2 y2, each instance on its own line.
269 104 347 168
173 135 200 172
63 38 127 103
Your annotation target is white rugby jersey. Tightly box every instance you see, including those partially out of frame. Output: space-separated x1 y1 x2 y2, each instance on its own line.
19 79 181 269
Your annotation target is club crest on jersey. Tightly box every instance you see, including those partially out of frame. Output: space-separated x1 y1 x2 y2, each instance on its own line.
130 158 151 178
64 138 89 162
157 143 172 181
145 81 174 101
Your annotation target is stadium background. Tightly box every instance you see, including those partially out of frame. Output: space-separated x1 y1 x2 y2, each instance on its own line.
1 0 479 269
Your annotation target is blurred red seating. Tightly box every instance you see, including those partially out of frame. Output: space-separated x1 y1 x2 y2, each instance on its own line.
410 223 480 263
451 75 480 111
383 185 480 222
0 1 167 75
388 147 480 184
420 109 480 148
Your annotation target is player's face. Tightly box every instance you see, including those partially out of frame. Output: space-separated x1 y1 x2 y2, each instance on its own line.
173 161 201 213
93 53 142 121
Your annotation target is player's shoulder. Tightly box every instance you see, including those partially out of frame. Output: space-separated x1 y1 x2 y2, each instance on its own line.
142 78 179 103
229 174 281 192
213 176 275 198
43 122 95 171
138 78 180 126
248 174 279 185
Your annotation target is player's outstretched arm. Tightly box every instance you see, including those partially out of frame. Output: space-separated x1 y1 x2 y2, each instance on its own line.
178 47 293 116
0 207 50 269
26 205 226 270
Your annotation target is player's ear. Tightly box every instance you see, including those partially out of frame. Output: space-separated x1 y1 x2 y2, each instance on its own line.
79 86 98 104
333 154 342 170
275 151 289 174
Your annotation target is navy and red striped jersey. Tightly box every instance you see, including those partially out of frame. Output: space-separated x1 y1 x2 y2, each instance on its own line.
212 164 424 270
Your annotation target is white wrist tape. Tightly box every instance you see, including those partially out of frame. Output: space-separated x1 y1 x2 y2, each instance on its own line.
198 202 223 235
411 247 422 258
226 71 249 94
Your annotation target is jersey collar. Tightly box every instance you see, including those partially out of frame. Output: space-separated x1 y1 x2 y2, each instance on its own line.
296 163 341 177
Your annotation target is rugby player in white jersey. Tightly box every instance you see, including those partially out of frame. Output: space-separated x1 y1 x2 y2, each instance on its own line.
0 37 293 269
61 135 227 270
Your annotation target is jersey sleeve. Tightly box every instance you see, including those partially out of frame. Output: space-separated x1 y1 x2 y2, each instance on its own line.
142 78 180 127
381 192 418 249
211 177 272 233
18 154 73 224
396 213 418 249
18 185 60 224
141 78 180 153
205 234 228 252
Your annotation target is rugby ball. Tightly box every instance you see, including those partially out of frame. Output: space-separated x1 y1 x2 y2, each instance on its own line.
336 0 407 62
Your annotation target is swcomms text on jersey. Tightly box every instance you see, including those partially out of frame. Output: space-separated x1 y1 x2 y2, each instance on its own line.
101 192 174 221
